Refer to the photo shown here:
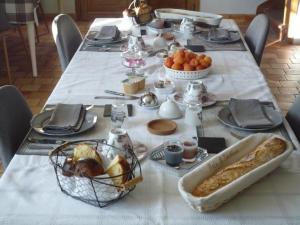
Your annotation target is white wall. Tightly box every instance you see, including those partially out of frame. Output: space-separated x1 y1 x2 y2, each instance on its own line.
200 0 266 14
41 0 266 15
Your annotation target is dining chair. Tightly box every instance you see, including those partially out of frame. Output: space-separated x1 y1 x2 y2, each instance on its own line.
286 96 300 142
0 4 29 83
52 14 83 72
0 85 32 170
244 14 270 66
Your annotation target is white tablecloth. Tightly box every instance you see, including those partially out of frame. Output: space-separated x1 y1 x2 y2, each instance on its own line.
0 18 300 224
0 153 300 225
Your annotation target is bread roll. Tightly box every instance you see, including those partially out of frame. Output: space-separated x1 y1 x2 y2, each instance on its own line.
106 155 130 186
73 144 102 164
74 158 105 177
192 137 286 197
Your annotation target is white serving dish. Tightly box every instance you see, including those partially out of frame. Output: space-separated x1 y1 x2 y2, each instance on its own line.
154 8 223 26
164 65 211 80
178 133 293 212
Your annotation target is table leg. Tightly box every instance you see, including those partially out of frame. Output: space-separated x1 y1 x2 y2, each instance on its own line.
26 22 38 77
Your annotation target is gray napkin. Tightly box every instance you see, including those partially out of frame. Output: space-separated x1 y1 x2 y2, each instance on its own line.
94 26 120 41
228 98 273 128
208 28 230 41
43 104 86 133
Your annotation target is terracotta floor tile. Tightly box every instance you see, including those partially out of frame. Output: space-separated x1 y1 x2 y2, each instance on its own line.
266 68 286 75
288 64 300 69
265 74 286 81
285 75 300 81
278 87 299 94
278 101 293 111
290 58 300 63
274 94 296 103
280 81 300 88
267 80 281 88
270 64 289 69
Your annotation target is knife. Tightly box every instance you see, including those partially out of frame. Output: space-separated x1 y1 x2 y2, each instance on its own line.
27 137 65 145
104 90 140 100
94 96 137 100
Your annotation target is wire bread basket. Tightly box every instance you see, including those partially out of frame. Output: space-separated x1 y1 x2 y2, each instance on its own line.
49 139 143 208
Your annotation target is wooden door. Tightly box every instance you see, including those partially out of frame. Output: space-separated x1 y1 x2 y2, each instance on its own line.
76 0 200 21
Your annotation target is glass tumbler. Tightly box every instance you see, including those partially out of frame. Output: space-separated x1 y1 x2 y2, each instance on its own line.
184 103 203 126
111 102 127 128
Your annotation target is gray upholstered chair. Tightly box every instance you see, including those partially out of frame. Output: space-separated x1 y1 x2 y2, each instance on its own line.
52 14 83 72
286 96 300 142
0 85 32 169
245 14 270 65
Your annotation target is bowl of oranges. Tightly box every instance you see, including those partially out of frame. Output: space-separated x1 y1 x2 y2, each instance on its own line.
163 49 212 80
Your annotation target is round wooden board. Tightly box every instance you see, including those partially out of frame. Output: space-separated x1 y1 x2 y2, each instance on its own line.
147 119 177 135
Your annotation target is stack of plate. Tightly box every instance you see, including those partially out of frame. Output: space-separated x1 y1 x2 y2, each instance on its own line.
31 109 98 136
217 105 283 136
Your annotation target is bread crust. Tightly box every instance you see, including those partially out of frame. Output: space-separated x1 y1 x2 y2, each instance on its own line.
106 155 130 186
192 137 286 197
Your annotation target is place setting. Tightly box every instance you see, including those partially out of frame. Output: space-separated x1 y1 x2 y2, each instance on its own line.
188 26 247 51
80 25 128 52
217 98 284 138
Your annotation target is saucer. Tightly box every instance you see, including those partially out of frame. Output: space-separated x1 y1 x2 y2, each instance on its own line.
138 99 161 110
172 92 217 107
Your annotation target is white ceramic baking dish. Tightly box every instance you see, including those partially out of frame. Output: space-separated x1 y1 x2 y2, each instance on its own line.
154 8 223 26
178 133 293 212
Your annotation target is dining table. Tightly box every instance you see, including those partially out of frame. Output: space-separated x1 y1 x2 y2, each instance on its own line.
3 0 38 77
0 17 300 225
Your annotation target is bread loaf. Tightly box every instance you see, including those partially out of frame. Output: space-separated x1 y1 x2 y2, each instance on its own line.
192 137 286 197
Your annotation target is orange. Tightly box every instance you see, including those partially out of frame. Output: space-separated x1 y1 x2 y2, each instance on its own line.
189 58 199 67
173 55 185 65
196 65 204 70
183 63 194 71
203 56 212 65
164 57 174 68
171 63 183 70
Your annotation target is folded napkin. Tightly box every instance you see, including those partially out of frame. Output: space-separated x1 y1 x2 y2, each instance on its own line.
43 104 86 134
228 98 273 129
208 28 230 41
94 25 120 41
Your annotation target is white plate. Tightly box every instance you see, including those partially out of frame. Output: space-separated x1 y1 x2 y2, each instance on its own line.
218 106 283 132
172 92 217 107
31 110 98 136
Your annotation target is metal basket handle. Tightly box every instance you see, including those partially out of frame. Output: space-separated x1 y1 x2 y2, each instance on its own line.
120 176 143 191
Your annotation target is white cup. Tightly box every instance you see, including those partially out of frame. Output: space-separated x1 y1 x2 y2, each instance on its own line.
184 103 202 126
104 128 133 160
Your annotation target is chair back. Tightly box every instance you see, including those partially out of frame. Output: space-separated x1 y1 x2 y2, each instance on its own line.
52 14 83 72
0 85 32 169
245 14 270 65
286 96 300 142
0 3 11 32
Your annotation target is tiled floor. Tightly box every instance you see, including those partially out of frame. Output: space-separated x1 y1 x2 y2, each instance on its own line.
0 19 299 174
